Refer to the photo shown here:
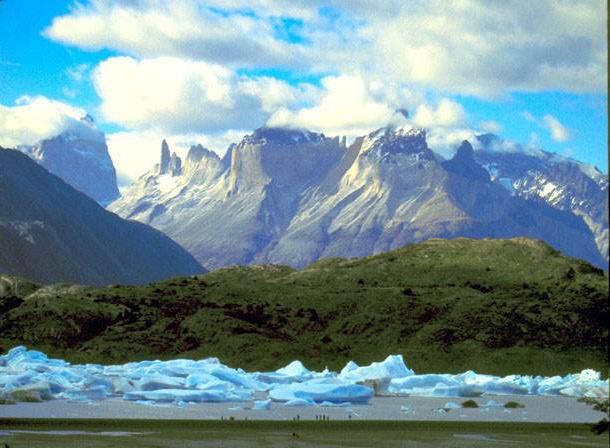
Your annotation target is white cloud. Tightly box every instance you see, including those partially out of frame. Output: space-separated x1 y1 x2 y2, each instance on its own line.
34 0 604 188
0 96 86 147
359 0 608 95
522 111 537 123
426 127 479 159
93 56 305 133
523 111 571 143
66 63 90 83
412 98 466 128
480 120 502 134
267 75 472 141
238 77 301 113
46 1 607 96
107 129 245 187
543 114 571 142
267 75 409 137
45 0 308 68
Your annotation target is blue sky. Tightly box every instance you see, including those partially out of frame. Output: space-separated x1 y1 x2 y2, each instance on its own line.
0 0 607 183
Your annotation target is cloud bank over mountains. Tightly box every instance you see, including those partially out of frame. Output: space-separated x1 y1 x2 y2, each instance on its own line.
0 96 86 148
0 0 606 184
46 0 607 95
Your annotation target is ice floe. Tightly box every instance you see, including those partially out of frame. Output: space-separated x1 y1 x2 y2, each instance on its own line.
269 378 373 404
0 347 607 406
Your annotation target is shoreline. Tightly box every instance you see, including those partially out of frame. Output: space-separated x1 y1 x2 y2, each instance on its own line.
0 395 605 423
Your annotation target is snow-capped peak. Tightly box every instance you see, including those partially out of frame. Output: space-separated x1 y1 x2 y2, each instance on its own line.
359 125 432 160
245 127 326 146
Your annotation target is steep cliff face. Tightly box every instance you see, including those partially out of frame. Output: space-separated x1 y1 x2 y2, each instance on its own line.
0 147 204 285
109 126 607 270
19 115 120 205
111 129 345 268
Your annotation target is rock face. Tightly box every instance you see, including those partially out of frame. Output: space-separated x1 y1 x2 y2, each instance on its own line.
18 115 120 205
109 126 608 270
475 133 609 263
0 147 204 285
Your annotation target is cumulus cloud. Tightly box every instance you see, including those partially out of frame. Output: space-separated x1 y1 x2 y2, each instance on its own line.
92 56 307 133
0 96 86 148
45 0 309 68
360 0 608 95
36 0 605 187
412 99 466 128
543 114 571 142
523 111 571 143
480 120 502 134
45 0 608 96
425 127 479 159
267 75 412 137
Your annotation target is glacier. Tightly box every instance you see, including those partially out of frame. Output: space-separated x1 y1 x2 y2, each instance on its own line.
0 347 607 407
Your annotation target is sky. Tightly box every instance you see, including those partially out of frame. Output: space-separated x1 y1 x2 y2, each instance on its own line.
0 0 607 188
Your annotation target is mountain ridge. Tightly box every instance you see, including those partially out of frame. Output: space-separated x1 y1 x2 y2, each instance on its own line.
109 126 608 270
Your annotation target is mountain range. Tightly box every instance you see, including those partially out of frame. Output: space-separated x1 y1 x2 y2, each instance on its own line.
0 146 203 285
109 125 608 270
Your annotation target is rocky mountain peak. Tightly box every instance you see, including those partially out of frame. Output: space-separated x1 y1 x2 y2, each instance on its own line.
476 133 500 148
442 140 491 183
225 127 343 195
159 139 171 174
245 127 326 146
80 113 95 125
16 115 119 204
360 126 434 161
168 152 182 177
454 140 476 159
186 144 216 164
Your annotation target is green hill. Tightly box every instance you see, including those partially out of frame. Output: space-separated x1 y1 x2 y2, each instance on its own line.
0 238 607 376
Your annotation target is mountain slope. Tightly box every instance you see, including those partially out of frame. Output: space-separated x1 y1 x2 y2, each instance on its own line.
18 115 120 204
111 128 346 268
0 238 606 375
0 147 204 285
110 126 607 269
475 133 609 262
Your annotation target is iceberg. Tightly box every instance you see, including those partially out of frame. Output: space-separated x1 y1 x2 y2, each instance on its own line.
0 347 607 406
254 399 272 410
339 355 414 383
124 389 235 403
269 378 374 404
284 398 316 407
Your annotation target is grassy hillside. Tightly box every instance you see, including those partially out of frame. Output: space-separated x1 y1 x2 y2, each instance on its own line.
0 238 607 376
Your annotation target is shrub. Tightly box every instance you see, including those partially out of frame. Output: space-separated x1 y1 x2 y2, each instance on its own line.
504 401 525 409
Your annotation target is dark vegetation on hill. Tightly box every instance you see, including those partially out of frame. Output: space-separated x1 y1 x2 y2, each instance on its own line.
0 238 607 376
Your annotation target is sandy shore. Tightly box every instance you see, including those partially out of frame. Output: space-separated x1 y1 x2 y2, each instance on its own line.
0 395 604 423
